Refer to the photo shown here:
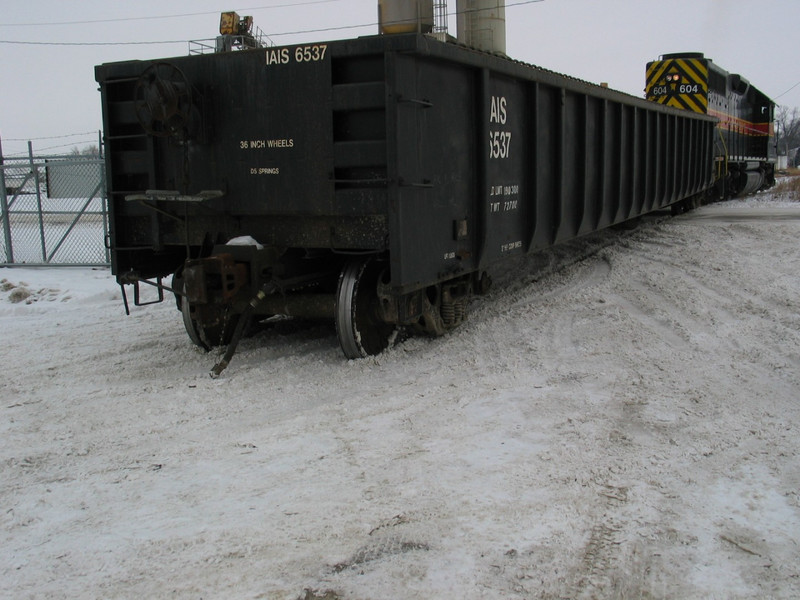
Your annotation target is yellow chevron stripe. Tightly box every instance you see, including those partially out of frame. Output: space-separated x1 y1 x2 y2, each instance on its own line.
647 61 671 89
682 58 707 80
682 93 707 113
676 59 708 91
691 58 708 79
675 60 697 82
646 60 666 83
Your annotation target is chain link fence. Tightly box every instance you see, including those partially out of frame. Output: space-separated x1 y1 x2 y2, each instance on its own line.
1 153 109 267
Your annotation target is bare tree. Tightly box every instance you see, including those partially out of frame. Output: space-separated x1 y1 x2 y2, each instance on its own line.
69 144 100 157
775 106 800 163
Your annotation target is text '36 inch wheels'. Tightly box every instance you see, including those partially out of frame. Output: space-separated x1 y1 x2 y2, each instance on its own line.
335 258 394 359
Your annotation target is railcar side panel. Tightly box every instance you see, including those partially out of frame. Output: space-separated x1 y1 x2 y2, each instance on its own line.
98 35 717 291
483 73 528 262
387 53 479 292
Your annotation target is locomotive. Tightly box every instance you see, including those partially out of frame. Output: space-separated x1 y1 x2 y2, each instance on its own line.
646 52 775 199
94 2 773 372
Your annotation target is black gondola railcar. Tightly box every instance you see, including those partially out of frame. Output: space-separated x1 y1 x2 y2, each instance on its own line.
96 31 717 365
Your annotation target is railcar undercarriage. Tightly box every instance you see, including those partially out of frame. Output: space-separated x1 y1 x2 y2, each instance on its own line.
129 244 488 375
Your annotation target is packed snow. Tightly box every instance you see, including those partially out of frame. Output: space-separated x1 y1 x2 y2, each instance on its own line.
2 195 799 599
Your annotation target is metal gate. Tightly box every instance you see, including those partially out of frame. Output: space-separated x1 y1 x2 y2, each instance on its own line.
0 153 109 267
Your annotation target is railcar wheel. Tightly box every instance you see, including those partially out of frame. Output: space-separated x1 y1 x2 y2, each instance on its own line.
173 271 240 350
335 258 394 359
181 296 205 348
181 297 239 351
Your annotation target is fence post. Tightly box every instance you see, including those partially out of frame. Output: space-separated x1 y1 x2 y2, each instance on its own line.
29 141 47 262
0 134 14 263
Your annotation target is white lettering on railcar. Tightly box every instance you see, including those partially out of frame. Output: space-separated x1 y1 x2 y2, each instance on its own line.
295 44 327 62
489 95 511 159
267 139 294 148
265 48 290 65
239 139 294 149
489 131 512 159
489 183 520 212
490 184 519 197
265 44 328 66
490 96 507 124
501 240 522 252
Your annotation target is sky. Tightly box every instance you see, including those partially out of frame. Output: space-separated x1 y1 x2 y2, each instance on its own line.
1 0 798 158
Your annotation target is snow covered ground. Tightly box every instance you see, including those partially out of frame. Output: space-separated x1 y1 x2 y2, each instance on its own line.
2 196 799 599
